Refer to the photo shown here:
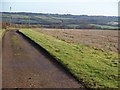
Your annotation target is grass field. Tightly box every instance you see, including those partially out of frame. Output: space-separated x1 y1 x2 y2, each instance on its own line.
19 28 118 88
90 24 118 30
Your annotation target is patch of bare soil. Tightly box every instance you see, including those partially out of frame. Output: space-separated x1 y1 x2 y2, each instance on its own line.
37 28 118 53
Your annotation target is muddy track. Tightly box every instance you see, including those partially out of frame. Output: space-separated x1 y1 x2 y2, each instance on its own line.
2 30 84 88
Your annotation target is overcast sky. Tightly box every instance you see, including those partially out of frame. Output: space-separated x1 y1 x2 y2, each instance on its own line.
1 0 119 16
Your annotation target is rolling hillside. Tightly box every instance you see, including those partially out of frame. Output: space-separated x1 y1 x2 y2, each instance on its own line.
1 12 118 29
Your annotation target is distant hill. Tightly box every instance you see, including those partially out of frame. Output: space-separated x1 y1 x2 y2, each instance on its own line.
1 12 118 30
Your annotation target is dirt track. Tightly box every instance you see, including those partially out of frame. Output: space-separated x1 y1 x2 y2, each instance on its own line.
2 30 83 88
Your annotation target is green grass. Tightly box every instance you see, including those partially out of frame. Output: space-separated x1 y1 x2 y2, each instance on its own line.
0 29 6 39
2 14 29 18
19 29 118 88
51 17 73 20
35 16 62 23
11 35 21 45
90 24 118 29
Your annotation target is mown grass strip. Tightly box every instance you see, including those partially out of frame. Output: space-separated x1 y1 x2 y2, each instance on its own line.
19 29 118 88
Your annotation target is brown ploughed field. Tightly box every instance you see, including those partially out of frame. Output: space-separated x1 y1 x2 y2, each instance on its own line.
36 28 118 53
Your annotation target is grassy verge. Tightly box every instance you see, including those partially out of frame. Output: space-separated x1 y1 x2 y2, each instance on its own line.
0 29 6 40
19 29 118 88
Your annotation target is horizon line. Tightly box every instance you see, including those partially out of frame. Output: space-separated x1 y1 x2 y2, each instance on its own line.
1 11 118 17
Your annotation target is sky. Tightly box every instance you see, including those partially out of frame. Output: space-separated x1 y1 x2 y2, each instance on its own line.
0 0 119 16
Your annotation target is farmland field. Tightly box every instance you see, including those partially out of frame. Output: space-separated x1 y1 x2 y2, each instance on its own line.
36 28 118 53
19 28 118 88
2 12 118 30
1 1 119 89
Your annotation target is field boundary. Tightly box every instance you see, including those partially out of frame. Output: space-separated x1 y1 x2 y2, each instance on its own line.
17 30 89 89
